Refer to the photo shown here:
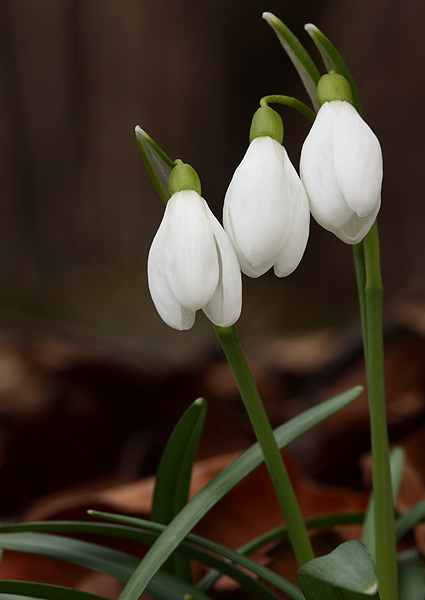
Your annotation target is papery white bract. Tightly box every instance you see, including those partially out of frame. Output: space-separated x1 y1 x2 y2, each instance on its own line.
223 136 310 278
300 100 383 244
148 190 242 330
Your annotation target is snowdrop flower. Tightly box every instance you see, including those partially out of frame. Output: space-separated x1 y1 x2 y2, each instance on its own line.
300 73 383 244
148 161 242 330
223 106 310 278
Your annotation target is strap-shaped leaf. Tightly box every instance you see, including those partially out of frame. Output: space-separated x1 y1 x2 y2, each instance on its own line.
296 540 378 600
135 126 175 204
397 550 425 600
262 12 321 111
362 446 405 560
396 497 425 541
0 532 210 600
151 397 207 581
118 385 363 600
152 398 207 523
198 511 365 592
0 521 297 600
303 24 362 114
0 580 109 600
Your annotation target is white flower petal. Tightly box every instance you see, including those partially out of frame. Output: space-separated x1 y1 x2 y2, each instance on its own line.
300 103 354 231
224 137 291 272
333 102 383 217
147 215 195 330
334 194 381 244
202 208 242 326
163 190 219 311
223 204 274 277
274 155 310 276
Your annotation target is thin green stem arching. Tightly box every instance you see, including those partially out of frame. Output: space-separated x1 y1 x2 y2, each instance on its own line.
355 222 398 600
215 325 314 567
260 95 317 123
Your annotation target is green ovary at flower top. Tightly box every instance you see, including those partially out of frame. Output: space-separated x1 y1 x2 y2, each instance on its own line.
147 161 242 330
300 73 383 244
223 106 310 278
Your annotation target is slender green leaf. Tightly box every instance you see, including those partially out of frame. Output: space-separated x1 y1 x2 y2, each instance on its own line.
198 511 365 592
398 550 425 600
89 512 303 600
362 446 405 560
0 532 209 600
396 497 425 541
0 580 108 600
303 24 362 113
296 540 378 600
262 12 320 111
152 398 207 522
0 521 295 600
118 386 363 600
151 398 207 582
134 126 175 203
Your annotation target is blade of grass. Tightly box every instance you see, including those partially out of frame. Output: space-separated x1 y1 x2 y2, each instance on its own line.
0 580 109 600
197 511 365 592
395 498 425 541
0 532 209 600
91 512 303 600
151 397 207 582
118 386 363 600
0 520 301 600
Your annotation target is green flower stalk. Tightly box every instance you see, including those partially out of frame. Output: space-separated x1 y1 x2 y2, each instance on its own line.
215 325 314 567
300 72 396 600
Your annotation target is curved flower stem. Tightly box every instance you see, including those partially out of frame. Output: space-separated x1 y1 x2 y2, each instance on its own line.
215 325 314 567
353 222 398 600
260 95 316 123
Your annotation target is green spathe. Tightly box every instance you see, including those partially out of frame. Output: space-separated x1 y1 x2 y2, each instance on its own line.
168 160 202 196
249 106 284 144
317 72 354 106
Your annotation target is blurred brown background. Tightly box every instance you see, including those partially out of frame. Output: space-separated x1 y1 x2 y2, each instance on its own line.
0 0 424 365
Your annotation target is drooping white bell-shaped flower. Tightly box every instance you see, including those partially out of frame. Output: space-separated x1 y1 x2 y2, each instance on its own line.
223 107 310 278
148 162 242 330
300 74 383 244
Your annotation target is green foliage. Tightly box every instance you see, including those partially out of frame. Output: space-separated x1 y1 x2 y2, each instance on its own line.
118 386 363 599
362 447 406 560
398 550 425 600
303 23 362 113
134 126 175 203
0 580 109 600
262 12 320 110
151 397 207 582
297 540 379 600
